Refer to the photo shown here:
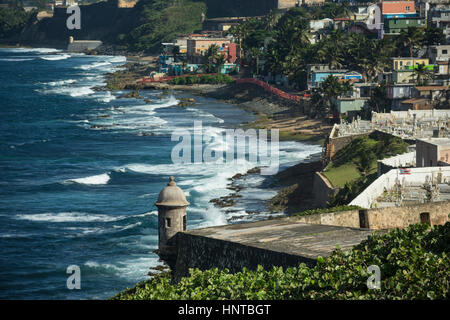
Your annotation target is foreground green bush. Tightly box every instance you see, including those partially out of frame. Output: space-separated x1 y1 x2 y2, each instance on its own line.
112 223 449 300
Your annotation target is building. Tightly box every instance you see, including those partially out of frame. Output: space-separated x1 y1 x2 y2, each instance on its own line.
393 69 416 84
429 5 450 44
333 97 369 115
380 1 418 19
386 84 416 110
117 0 137 8
308 19 334 43
400 97 433 110
306 64 362 89
414 86 448 100
416 138 450 167
384 17 426 35
186 36 237 64
427 45 450 64
392 57 430 71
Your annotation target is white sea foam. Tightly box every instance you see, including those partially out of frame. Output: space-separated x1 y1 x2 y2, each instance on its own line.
94 91 116 103
77 61 112 70
109 56 127 63
15 212 123 223
46 79 77 86
84 255 160 280
15 210 156 224
40 54 71 61
0 57 35 62
67 173 110 185
0 48 61 53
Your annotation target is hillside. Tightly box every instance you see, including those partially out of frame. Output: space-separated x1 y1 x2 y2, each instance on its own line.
15 0 206 53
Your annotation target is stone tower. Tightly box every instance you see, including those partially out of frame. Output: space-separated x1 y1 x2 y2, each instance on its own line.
155 176 189 266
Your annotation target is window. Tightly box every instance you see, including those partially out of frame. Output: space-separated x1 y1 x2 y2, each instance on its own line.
166 218 171 228
183 216 186 231
443 50 448 54
406 6 410 12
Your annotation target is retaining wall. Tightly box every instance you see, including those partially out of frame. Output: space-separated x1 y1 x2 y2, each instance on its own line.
312 171 339 207
294 201 450 229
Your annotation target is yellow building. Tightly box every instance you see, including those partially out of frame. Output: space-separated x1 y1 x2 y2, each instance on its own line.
392 57 429 71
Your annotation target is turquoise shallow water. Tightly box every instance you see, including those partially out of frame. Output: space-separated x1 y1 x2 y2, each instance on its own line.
0 48 322 299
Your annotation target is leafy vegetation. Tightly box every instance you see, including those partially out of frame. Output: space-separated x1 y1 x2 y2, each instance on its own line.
0 3 34 39
293 205 361 217
112 222 450 300
115 0 206 53
170 74 235 85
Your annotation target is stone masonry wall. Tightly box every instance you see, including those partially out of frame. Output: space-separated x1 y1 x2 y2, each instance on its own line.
173 232 315 281
294 209 361 228
294 201 450 229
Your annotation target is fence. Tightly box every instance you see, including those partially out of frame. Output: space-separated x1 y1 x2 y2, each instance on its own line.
236 78 301 102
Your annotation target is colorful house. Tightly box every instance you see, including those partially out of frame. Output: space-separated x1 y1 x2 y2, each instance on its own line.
306 65 362 89
384 17 426 35
186 36 238 65
392 58 430 71
380 1 418 19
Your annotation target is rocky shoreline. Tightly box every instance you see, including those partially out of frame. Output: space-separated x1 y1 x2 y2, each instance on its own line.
101 61 330 217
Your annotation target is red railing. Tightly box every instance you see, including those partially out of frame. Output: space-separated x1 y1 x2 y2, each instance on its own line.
139 73 219 83
236 78 301 102
138 75 302 103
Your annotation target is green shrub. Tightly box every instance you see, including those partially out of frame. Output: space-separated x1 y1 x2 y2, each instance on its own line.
293 205 362 217
112 222 450 300
170 74 235 85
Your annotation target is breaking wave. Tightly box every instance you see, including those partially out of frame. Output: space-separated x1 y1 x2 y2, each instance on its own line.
66 173 110 185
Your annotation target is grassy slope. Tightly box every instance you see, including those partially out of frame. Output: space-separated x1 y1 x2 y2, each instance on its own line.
323 133 409 188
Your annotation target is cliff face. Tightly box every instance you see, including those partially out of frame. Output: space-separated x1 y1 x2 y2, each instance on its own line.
19 0 135 48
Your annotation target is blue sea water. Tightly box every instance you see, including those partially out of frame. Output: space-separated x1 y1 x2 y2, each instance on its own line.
0 48 322 299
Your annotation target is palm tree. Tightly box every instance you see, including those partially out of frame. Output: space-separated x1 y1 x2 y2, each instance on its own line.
398 27 425 57
340 80 354 98
215 54 226 74
203 44 220 73
318 75 347 115
423 27 445 47
413 63 434 85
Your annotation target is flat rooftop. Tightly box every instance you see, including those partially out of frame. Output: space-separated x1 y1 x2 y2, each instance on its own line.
186 219 375 260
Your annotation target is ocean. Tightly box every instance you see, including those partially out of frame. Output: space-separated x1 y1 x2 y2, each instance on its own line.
0 48 322 299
